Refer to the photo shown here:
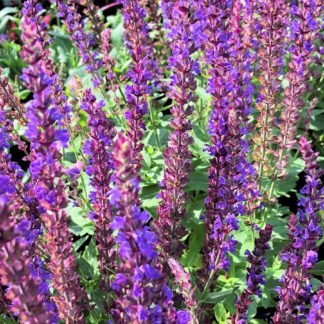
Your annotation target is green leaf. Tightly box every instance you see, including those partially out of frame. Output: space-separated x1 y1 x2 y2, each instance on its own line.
274 158 305 197
187 171 209 192
16 89 31 100
77 256 96 279
78 238 99 280
142 149 152 169
63 151 77 164
87 287 110 323
0 7 18 20
186 195 206 224
69 206 94 236
110 21 124 48
310 111 324 131
0 8 19 34
181 224 204 268
247 300 257 319
281 79 290 88
267 215 289 240
235 221 254 255
74 236 89 252
0 316 17 324
201 287 238 304
196 86 212 103
310 278 323 292
214 303 227 324
310 260 324 276
249 320 269 324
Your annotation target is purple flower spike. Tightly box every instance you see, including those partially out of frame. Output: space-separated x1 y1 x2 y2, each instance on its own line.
232 225 272 323
139 0 169 77
121 0 159 173
194 0 260 288
111 132 184 323
275 0 322 177
82 89 117 290
21 4 85 322
153 0 198 258
252 0 289 180
273 137 323 323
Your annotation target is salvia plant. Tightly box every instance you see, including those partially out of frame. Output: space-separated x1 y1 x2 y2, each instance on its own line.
0 0 323 323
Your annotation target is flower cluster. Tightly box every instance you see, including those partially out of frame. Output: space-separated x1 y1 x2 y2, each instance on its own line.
273 136 323 323
232 225 272 323
81 89 116 291
0 68 26 124
20 4 85 321
139 0 169 75
0 125 56 322
0 197 56 323
110 132 189 323
167 257 197 320
0 68 29 161
308 286 324 323
154 0 198 258
101 29 116 84
81 0 105 48
24 0 71 122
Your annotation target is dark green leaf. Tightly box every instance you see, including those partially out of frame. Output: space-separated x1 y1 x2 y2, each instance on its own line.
187 171 208 192
181 224 204 268
201 287 238 304
74 236 89 252
274 158 305 197
310 260 324 276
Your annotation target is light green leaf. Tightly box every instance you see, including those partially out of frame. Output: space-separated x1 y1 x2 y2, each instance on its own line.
69 206 94 236
214 303 227 324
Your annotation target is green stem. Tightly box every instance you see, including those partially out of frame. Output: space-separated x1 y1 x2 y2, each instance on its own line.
148 98 161 151
90 71 126 128
197 251 221 308
249 212 255 240
68 127 89 202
